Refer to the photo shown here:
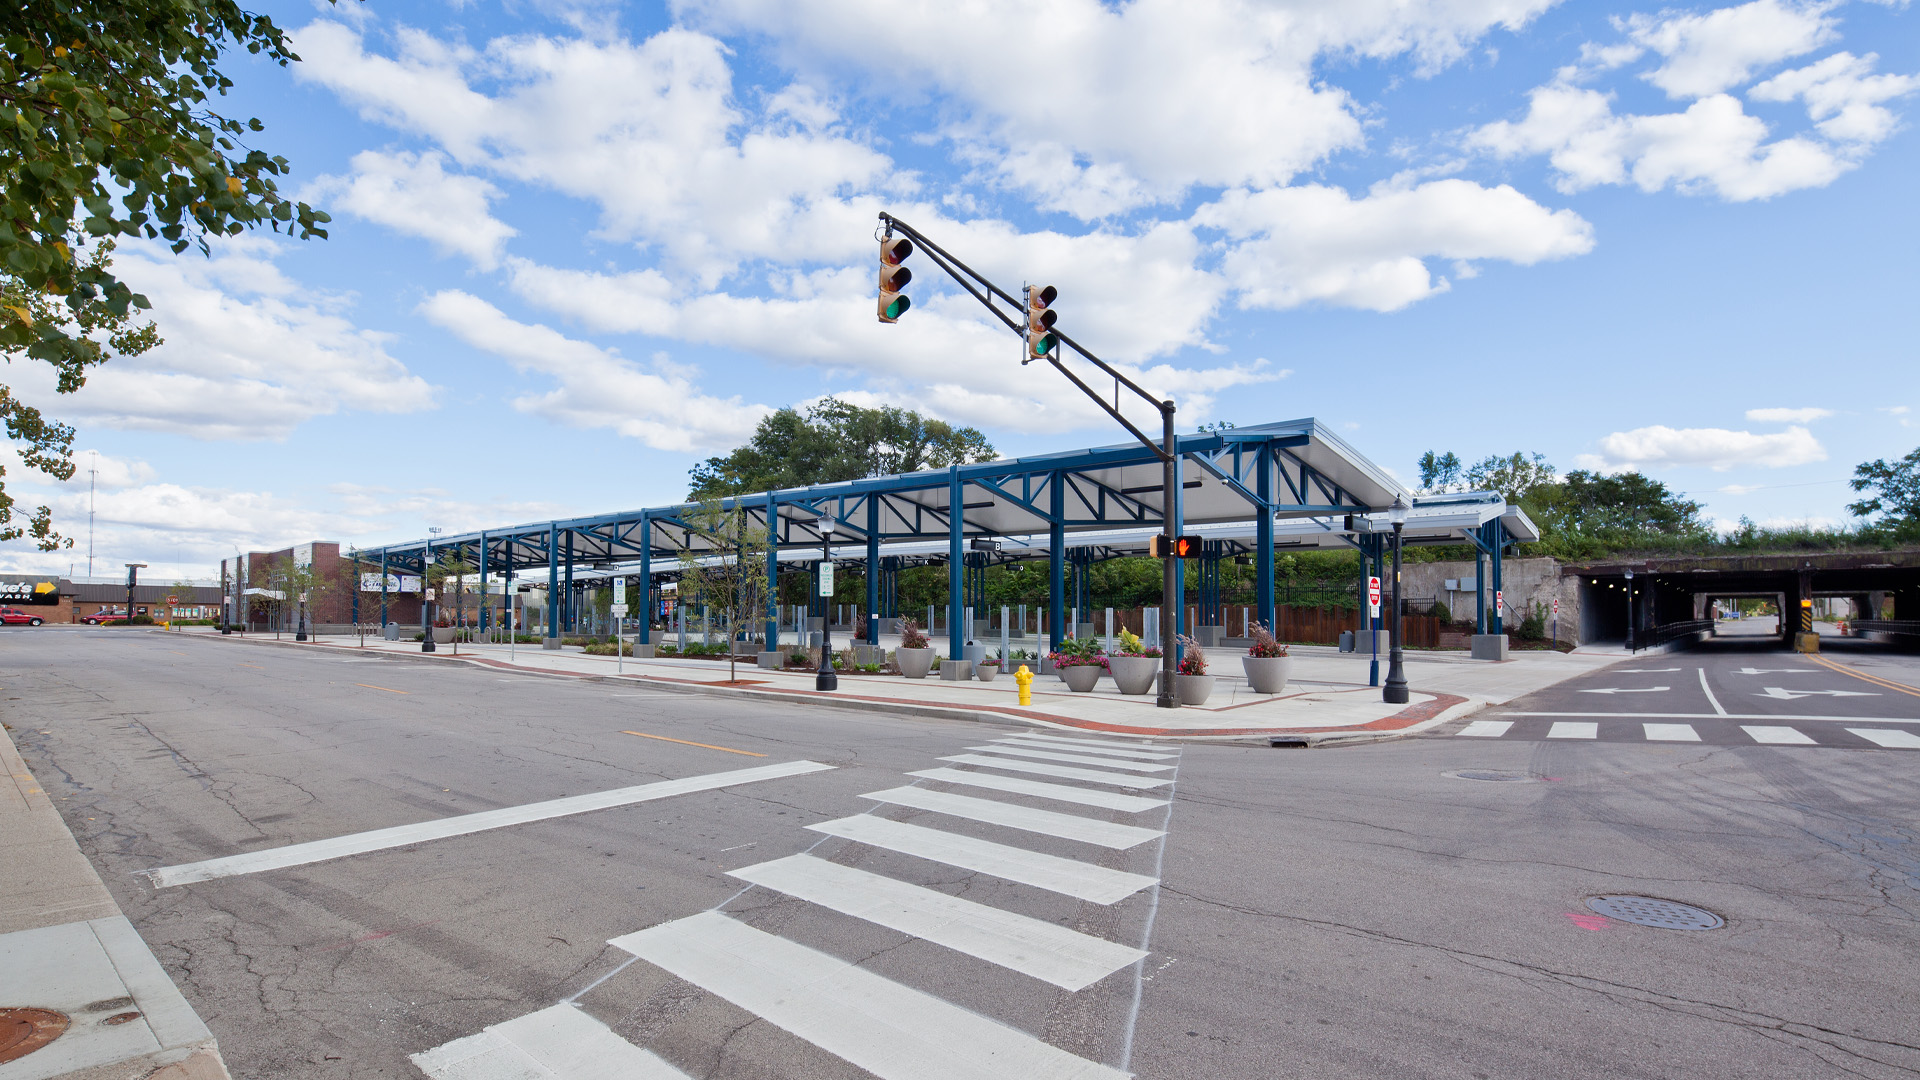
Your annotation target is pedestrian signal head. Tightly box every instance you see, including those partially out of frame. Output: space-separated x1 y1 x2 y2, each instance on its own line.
1149 534 1201 559
878 236 913 323
1023 284 1057 362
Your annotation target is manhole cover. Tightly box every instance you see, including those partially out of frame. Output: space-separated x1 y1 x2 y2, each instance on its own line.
1587 896 1724 930
0 1008 69 1064
1443 769 1538 783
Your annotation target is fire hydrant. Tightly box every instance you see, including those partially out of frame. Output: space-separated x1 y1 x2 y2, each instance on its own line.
1015 664 1034 706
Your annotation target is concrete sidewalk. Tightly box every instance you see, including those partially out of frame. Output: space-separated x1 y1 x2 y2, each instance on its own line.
0 725 229 1080
175 630 1620 744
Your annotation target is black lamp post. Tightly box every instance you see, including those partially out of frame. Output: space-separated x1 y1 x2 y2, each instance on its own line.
815 516 838 691
1383 495 1410 705
1624 568 1636 652
421 543 437 653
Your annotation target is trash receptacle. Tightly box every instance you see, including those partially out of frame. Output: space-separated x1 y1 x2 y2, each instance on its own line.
1338 630 1354 653
383 622 401 641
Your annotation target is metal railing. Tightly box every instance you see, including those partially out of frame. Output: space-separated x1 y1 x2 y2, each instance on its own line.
1638 619 1715 651
1850 619 1920 638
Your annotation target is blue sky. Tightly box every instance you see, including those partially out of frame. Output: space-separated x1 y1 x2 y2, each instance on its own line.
4 0 1916 580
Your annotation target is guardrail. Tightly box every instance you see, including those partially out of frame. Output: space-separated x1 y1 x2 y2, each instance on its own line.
1636 619 1716 651
1850 620 1920 639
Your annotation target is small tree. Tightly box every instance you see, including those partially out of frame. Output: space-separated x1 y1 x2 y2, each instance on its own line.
1849 446 1920 529
426 550 477 654
676 498 772 682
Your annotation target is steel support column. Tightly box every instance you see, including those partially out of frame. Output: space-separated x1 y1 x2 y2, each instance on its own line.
1256 450 1274 632
1473 531 1487 634
379 552 389 627
866 498 880 643
948 467 964 658
1490 528 1505 635
1049 473 1065 652
637 515 651 645
546 524 560 642
765 495 780 653
476 534 489 633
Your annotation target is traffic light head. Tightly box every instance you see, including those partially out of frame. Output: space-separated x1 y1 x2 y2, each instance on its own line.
878 236 913 323
1149 534 1201 559
1023 284 1057 361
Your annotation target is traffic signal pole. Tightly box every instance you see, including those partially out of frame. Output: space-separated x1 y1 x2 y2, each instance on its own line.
875 212 1183 707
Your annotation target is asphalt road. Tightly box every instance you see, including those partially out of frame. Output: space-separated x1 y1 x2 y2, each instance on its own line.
4 627 1918 1079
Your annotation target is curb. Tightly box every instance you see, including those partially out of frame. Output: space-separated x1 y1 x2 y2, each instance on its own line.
165 631 1463 745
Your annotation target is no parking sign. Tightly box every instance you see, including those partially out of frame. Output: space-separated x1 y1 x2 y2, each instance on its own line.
1367 576 1381 618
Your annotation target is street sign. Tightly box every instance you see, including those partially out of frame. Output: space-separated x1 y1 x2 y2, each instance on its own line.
1552 598 1559 615
1366 575 1381 618
819 562 835 596
613 578 626 605
167 594 178 605
610 604 629 617
1495 589 1504 614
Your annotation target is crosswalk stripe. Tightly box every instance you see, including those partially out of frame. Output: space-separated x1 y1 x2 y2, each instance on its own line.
939 754 1172 790
995 731 1160 751
1740 725 1815 745
964 745 1175 773
727 854 1148 991
806 815 1158 904
1847 728 1920 749
992 737 1177 761
1455 720 1513 738
143 760 836 888
411 1003 691 1079
859 786 1165 850
610 912 1129 1080
1547 722 1597 739
908 768 1169 813
1643 723 1700 742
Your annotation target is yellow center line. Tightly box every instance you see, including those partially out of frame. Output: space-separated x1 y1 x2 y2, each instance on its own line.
354 683 410 695
622 730 766 757
238 663 263 668
1809 655 1920 698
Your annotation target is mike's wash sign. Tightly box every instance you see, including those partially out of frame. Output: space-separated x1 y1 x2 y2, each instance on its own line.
0 576 62 605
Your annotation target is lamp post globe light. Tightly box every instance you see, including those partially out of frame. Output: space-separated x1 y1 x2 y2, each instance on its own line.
815 517 838 692
1382 495 1410 705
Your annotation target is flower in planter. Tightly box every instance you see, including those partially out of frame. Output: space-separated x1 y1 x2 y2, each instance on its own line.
1047 633 1109 669
1246 622 1289 658
899 618 931 650
1113 628 1162 657
1174 633 1208 675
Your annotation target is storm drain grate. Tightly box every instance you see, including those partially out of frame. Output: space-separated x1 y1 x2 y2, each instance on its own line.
1587 896 1724 930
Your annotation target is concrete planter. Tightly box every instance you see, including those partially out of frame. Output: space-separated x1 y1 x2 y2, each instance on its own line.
431 626 455 644
1242 655 1291 694
1174 673 1215 705
1107 655 1161 696
939 660 973 681
897 647 935 680
631 643 656 658
975 661 1000 682
1058 664 1103 693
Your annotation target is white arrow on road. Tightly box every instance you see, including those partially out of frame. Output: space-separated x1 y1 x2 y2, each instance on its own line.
1732 667 1816 675
1757 687 1878 699
1578 686 1671 694
1616 668 1680 673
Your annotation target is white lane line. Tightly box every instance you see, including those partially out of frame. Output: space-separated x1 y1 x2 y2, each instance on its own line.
143 760 835 888
806 815 1157 904
992 738 1177 761
1848 728 1920 749
859 787 1165 850
1698 668 1728 716
939 754 1171 790
995 731 1159 751
963 746 1174 773
1741 726 1816 745
1547 722 1598 740
908 768 1168 813
1455 720 1513 738
1503 712 1920 723
1644 723 1700 742
611 912 1127 1080
728 854 1146 992
412 1002 691 1079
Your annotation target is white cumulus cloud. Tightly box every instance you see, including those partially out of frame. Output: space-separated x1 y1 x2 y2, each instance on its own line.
1745 406 1832 422
306 149 518 269
1622 0 1836 99
1750 52 1920 144
1585 424 1826 471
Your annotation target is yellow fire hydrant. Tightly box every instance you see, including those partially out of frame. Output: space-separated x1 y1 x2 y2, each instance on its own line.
1015 664 1034 706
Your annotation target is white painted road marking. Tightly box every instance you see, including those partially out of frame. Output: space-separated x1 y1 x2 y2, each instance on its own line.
412 1003 691 1079
1741 726 1816 745
999 732 1161 751
1547 722 1598 739
1456 720 1513 738
143 760 835 888
610 912 1128 1080
1847 728 1920 749
859 786 1165 850
992 737 1177 761
1698 668 1727 716
939 754 1172 790
1731 667 1816 674
1615 668 1680 672
907 768 1169 813
1577 686 1670 695
964 745 1175 773
1501 712 1920 723
1643 723 1700 742
806 815 1157 904
727 854 1147 991
1757 687 1878 699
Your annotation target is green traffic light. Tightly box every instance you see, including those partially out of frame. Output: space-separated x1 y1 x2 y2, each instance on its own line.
1029 332 1056 358
885 295 911 319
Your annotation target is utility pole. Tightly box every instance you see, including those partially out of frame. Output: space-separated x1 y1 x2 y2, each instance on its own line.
87 451 96 578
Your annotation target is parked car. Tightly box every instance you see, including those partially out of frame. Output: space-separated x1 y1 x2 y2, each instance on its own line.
0 607 46 626
82 608 126 624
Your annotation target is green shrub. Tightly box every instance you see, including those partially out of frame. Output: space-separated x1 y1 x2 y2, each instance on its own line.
1516 602 1547 641
1429 601 1451 624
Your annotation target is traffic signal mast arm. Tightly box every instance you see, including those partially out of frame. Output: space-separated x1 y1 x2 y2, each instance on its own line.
876 212 1172 463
